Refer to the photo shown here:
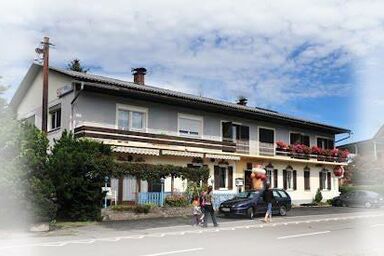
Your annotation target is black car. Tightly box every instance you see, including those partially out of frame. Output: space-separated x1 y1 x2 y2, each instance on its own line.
332 190 384 208
218 189 292 219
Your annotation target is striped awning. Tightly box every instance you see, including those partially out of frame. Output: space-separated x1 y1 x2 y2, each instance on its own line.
162 150 204 158
113 146 160 156
205 153 240 161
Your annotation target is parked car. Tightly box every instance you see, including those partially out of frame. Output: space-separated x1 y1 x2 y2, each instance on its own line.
218 189 292 219
332 190 384 208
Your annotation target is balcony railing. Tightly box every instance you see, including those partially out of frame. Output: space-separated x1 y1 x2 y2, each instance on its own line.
259 142 275 156
276 149 348 163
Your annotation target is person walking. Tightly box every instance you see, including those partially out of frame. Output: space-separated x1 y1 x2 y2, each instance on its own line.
191 195 202 226
263 183 274 223
203 185 218 227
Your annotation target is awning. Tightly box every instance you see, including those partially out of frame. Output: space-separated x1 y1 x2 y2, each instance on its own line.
113 146 160 156
162 150 204 158
205 154 240 161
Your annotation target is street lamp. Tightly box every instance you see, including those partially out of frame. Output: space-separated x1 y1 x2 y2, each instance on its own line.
160 177 165 207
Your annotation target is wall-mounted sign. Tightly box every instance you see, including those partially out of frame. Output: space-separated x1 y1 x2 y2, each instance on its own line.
57 84 73 97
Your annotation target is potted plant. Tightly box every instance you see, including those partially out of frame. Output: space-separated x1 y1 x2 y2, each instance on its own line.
330 148 339 162
276 141 289 152
337 149 349 162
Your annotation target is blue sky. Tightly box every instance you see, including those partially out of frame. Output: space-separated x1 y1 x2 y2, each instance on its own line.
1 0 384 144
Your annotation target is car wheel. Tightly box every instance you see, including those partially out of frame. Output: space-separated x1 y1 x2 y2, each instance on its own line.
364 201 372 208
279 205 287 216
247 207 254 220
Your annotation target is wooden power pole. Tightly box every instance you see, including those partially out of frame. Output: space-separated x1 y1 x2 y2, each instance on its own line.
36 36 51 133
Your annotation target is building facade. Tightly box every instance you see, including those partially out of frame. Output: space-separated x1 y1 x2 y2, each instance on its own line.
11 64 350 204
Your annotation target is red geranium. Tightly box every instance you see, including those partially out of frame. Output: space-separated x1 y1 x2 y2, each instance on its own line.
311 146 322 155
276 141 288 150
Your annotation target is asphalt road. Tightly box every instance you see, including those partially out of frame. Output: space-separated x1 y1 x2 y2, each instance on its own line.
1 207 384 256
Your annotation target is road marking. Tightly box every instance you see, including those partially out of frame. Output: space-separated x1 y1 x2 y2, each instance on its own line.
371 224 384 228
277 231 331 240
139 248 203 256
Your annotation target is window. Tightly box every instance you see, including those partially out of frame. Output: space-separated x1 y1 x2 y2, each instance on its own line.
290 132 310 146
259 128 274 144
214 166 233 190
49 106 61 130
178 114 202 137
272 191 281 198
304 168 310 190
117 105 147 131
277 190 289 198
265 164 278 188
319 169 332 190
222 122 249 142
317 137 334 149
283 167 297 190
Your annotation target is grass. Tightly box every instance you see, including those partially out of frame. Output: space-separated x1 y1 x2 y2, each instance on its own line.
51 221 98 230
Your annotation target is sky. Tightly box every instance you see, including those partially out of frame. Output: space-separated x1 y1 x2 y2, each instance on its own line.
1 0 384 144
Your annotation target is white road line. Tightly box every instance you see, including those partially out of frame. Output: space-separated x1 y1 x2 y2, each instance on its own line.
277 231 330 240
371 224 384 228
139 248 203 256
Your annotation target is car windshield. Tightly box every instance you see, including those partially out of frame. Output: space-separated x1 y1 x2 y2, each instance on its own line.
235 191 258 198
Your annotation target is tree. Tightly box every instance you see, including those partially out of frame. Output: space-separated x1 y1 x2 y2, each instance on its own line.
67 58 89 73
49 131 113 220
314 188 323 203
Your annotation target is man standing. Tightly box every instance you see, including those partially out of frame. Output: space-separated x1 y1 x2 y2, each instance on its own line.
203 185 218 227
263 183 274 223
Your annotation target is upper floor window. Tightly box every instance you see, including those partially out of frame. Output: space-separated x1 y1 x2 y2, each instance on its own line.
49 105 61 131
290 132 310 146
117 104 147 131
317 137 334 149
222 122 249 142
259 128 274 144
178 114 203 137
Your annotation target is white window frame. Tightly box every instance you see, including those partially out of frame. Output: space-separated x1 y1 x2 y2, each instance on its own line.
177 113 203 138
115 104 148 132
315 136 335 149
49 105 61 131
320 169 332 191
257 126 276 155
286 169 293 191
289 131 311 146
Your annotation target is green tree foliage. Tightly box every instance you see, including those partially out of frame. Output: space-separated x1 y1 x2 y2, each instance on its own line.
49 131 113 220
67 58 89 73
314 188 323 203
20 125 57 222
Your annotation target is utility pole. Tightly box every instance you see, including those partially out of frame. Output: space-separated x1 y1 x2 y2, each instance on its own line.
36 36 51 133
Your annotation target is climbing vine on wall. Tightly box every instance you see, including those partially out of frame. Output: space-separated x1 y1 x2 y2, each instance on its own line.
112 162 210 183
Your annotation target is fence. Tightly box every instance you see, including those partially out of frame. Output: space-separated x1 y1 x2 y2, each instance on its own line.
137 192 164 206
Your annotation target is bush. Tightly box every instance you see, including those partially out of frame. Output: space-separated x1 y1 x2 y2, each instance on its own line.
111 205 135 212
111 204 152 214
314 188 323 203
134 204 151 214
326 199 334 205
164 194 189 207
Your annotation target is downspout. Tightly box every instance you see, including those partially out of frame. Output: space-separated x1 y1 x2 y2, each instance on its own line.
70 81 84 132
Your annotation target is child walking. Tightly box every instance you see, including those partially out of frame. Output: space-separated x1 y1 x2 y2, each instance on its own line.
192 195 202 226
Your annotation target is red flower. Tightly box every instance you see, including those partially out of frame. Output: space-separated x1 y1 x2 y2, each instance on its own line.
276 141 288 150
311 146 322 155
338 149 349 159
331 148 339 157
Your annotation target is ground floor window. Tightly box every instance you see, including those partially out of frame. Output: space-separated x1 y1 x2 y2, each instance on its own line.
319 169 332 190
214 165 233 190
304 168 310 190
265 165 278 188
283 167 297 190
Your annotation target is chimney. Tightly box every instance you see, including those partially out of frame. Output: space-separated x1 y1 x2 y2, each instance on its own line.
132 67 147 85
237 96 248 106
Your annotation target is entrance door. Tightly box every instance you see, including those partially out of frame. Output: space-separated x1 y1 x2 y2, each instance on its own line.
122 175 137 201
244 170 252 190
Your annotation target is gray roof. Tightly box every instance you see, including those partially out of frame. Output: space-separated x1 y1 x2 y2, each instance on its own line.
11 63 351 134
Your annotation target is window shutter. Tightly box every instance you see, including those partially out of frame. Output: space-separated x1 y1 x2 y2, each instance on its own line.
293 170 297 190
222 122 233 141
227 167 233 190
214 166 220 190
304 171 310 190
327 172 332 190
283 170 287 190
240 126 250 140
319 172 323 190
273 169 278 188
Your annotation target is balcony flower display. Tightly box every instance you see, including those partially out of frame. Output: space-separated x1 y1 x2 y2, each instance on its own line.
338 149 349 159
330 148 339 157
333 166 344 177
292 144 304 154
311 146 322 155
276 141 288 150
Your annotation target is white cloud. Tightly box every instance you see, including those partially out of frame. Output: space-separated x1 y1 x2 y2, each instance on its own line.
0 0 384 125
